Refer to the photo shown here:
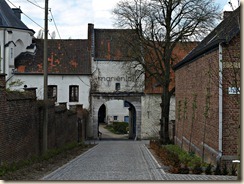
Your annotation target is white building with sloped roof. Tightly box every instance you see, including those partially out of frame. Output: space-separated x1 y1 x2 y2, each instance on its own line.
0 0 35 79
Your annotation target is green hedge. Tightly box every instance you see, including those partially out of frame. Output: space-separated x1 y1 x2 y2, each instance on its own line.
112 122 129 134
164 144 203 168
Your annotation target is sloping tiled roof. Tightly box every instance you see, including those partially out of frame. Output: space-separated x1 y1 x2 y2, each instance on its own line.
94 29 135 61
15 39 91 75
0 0 34 32
173 7 240 70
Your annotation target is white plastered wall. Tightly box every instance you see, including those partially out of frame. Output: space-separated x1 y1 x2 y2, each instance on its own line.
9 75 91 109
141 94 175 139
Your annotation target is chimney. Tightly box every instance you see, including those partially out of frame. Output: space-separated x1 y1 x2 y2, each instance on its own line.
223 11 232 19
88 23 95 57
12 8 22 20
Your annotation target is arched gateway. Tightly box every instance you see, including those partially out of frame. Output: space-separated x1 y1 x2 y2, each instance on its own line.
89 92 143 139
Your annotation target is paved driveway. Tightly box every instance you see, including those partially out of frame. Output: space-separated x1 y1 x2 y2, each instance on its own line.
42 140 165 180
42 140 237 181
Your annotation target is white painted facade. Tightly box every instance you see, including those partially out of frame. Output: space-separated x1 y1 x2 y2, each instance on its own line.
0 28 34 78
91 59 176 139
102 100 129 124
92 60 144 93
91 60 143 123
9 74 91 109
141 94 175 139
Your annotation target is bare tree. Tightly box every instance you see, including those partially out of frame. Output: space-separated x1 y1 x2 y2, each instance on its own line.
113 0 220 144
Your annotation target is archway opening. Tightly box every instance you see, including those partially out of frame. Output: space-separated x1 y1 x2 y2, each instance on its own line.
97 100 136 140
98 104 106 124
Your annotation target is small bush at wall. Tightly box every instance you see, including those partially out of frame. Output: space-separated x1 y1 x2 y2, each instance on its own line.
214 162 222 175
150 142 207 174
205 163 213 175
231 164 237 176
192 162 203 174
222 163 229 175
112 122 129 134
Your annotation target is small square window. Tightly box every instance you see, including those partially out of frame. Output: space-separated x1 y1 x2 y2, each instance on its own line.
114 116 118 121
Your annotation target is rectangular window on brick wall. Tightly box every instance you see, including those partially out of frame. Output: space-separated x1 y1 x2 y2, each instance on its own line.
48 85 57 101
69 85 79 102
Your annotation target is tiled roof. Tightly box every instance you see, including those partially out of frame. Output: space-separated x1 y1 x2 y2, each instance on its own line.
15 39 91 75
0 0 34 32
94 29 135 61
173 7 240 70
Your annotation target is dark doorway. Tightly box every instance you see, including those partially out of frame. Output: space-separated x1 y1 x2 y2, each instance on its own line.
128 101 136 139
98 104 106 124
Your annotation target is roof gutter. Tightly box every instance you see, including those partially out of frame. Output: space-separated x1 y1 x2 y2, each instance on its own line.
0 26 35 35
3 29 6 74
173 39 225 71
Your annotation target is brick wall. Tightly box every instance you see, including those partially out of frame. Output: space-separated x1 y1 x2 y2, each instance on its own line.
0 75 83 165
175 35 240 164
4 90 40 164
222 35 240 160
175 49 220 163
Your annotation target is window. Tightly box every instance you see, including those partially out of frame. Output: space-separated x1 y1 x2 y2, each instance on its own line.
124 116 129 123
115 83 120 91
69 85 79 102
48 85 57 101
114 116 118 121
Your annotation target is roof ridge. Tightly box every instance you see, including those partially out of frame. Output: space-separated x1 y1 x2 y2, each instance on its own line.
173 7 240 70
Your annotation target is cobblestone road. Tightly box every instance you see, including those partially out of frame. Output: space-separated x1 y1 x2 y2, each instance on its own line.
42 140 238 181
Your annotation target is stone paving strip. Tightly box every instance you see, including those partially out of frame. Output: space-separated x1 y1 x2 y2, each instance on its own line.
42 140 238 181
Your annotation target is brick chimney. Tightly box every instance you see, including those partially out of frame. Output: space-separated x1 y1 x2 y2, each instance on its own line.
12 8 22 20
88 23 95 57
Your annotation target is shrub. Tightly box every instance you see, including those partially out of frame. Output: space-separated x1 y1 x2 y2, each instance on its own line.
231 164 237 176
214 162 222 175
179 165 190 174
205 163 213 175
152 144 208 174
164 145 202 168
112 122 128 134
222 163 228 175
192 162 203 174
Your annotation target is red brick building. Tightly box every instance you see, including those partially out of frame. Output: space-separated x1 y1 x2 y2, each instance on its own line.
173 7 240 165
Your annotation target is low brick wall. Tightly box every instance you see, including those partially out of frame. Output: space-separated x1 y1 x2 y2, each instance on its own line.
0 74 86 165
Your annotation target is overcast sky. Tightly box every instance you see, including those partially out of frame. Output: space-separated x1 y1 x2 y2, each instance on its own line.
7 0 240 39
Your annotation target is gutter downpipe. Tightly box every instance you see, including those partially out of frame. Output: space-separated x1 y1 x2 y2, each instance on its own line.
218 43 223 162
3 29 6 74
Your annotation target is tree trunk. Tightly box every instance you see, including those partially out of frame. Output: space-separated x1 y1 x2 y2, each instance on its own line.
160 88 171 144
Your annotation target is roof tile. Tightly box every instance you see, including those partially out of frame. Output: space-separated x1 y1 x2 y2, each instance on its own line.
15 39 91 75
